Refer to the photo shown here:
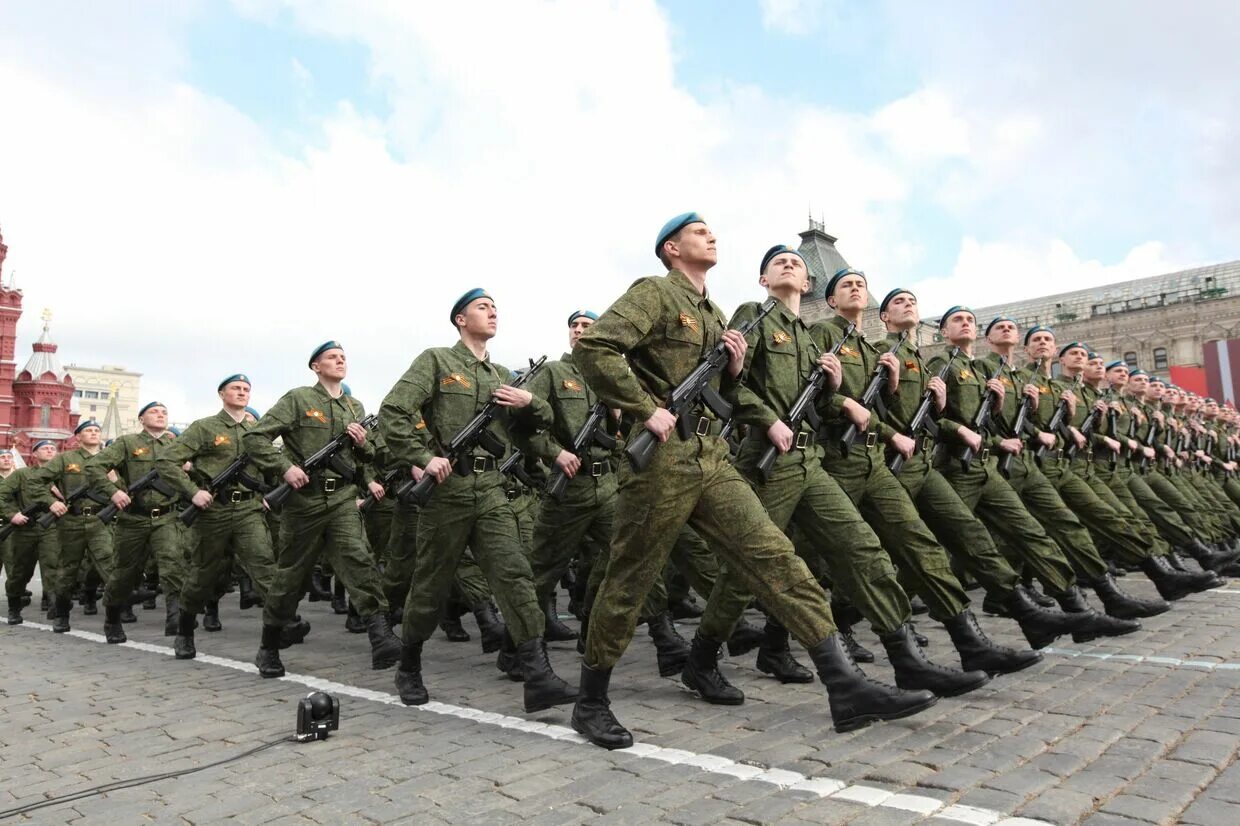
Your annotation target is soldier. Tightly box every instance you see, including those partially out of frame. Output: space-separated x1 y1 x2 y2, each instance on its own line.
31 421 117 631
157 374 288 660
2 441 63 627
379 289 577 714
693 248 993 704
570 213 935 749
87 402 186 643
242 342 402 677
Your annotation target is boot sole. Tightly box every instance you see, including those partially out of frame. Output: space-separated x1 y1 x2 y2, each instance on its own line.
834 694 939 733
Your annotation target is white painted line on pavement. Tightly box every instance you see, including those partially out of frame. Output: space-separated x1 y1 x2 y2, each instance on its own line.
1044 647 1240 671
13 621 1050 826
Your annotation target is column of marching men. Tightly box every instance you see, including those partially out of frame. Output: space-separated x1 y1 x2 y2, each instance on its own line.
5 212 1240 751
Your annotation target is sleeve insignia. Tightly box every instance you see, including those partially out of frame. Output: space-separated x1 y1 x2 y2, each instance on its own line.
305 408 328 424
132 447 149 457
561 379 584 391
214 434 231 446
66 463 81 473
772 331 792 346
440 373 472 388
678 312 699 332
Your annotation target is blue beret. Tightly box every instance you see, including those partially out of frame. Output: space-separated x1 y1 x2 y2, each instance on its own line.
450 288 493 328
244 406 261 419
308 340 343 367
938 305 975 329
1128 368 1148 378
654 212 704 260
567 310 599 326
825 267 866 299
218 373 250 392
759 244 805 275
985 315 1017 336
168 426 182 437
138 401 165 417
1105 360 1126 371
1024 324 1054 345
32 440 54 451
1058 342 1087 358
879 288 913 314
74 419 100 435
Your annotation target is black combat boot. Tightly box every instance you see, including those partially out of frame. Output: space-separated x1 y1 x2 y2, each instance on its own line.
645 612 689 677
943 610 1042 675
571 664 633 749
7 596 24 626
1005 585 1091 649
682 633 744 705
544 594 578 642
164 596 181 636
238 575 262 610
1140 555 1210 601
1052 586 1141 643
755 620 813 683
202 600 222 632
880 623 991 697
439 613 470 642
53 595 72 633
174 611 197 660
394 641 429 705
255 625 285 677
518 637 579 713
103 604 126 643
331 578 348 615
1089 572 1169 619
808 634 938 733
367 612 402 670
473 599 507 654
725 616 764 656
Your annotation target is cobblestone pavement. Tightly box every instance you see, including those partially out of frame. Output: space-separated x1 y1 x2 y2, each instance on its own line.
3 571 1240 825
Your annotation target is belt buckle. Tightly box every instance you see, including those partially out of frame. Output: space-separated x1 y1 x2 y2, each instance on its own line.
150 508 162 518
865 432 878 448
795 431 810 450
230 490 243 504
473 456 488 473
323 478 337 493
695 417 711 437
590 461 604 477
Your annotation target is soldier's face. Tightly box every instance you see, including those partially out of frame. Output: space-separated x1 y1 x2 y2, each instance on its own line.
312 349 348 381
458 299 498 340
666 223 716 268
986 320 1019 347
218 382 251 408
942 311 976 344
78 426 102 447
568 317 594 349
34 445 57 463
881 293 919 328
1026 331 1055 360
141 406 168 429
759 254 809 294
829 275 868 312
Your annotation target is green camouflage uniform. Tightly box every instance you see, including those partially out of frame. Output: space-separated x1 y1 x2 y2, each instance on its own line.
379 339 549 646
157 410 277 616
576 270 836 669
243 384 389 626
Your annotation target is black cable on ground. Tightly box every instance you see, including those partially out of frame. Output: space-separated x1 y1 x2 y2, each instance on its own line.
0 734 294 819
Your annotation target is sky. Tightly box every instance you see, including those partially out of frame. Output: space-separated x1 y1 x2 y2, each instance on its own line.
1 0 1237 420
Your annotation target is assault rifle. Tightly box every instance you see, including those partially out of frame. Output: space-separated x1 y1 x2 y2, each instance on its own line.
400 357 546 506
545 402 618 501
959 356 1004 472
755 324 855 481
840 332 906 457
179 454 266 526
97 470 178 522
264 413 380 509
36 485 110 528
888 346 958 475
625 298 778 472
0 502 48 540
